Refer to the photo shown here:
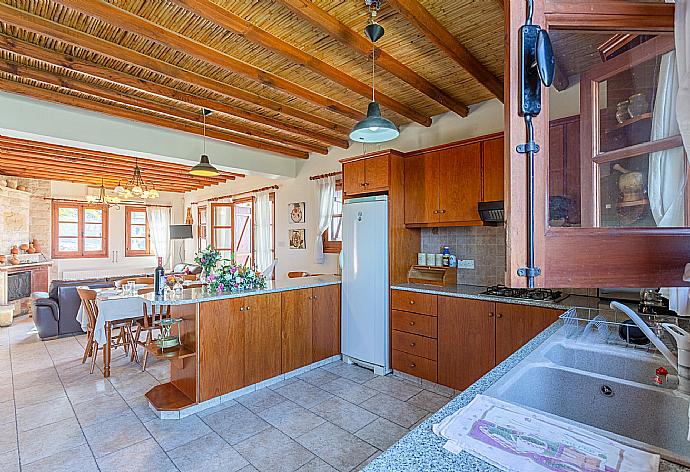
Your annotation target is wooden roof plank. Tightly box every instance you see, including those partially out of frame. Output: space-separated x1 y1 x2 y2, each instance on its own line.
387 0 504 101
0 2 349 137
0 75 309 159
169 0 432 127
0 35 348 149
52 0 365 122
275 0 469 117
0 58 327 155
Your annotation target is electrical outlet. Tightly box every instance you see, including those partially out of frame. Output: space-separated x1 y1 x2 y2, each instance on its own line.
458 259 475 269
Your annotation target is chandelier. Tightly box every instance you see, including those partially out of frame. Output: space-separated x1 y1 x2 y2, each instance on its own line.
86 179 121 208
113 158 159 199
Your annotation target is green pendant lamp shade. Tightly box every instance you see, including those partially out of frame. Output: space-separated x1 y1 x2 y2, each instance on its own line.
190 109 219 177
349 102 399 143
350 0 399 144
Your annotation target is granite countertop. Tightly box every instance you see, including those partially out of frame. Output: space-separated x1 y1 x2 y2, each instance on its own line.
143 275 341 306
365 321 689 472
391 282 602 311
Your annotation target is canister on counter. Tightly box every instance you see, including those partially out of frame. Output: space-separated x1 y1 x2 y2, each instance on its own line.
417 253 427 266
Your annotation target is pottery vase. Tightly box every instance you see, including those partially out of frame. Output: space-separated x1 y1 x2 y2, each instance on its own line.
10 245 18 255
27 243 36 254
10 255 19 265
32 239 41 252
0 255 5 264
19 244 29 252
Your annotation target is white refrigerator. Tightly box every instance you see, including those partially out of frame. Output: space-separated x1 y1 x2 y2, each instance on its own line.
341 195 390 375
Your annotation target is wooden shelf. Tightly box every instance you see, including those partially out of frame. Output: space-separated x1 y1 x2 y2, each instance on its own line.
144 342 196 360
145 383 195 411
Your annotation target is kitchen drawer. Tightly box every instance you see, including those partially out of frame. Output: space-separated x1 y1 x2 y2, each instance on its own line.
392 349 437 383
391 290 437 316
391 310 437 338
392 330 437 361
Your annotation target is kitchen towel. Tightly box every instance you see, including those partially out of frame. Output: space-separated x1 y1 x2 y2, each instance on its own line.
433 395 660 472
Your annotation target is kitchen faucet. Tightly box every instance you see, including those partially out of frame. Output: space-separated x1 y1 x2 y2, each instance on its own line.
611 301 690 394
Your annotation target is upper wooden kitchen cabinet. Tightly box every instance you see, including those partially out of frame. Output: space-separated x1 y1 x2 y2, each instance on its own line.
404 134 503 227
342 153 390 197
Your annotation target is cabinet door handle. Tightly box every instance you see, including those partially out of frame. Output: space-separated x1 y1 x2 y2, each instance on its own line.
488 312 494 318
433 209 439 214
410 363 416 368
409 300 415 305
409 321 415 326
246 306 251 311
240 307 245 312
496 313 503 318
409 342 416 347
439 209 446 214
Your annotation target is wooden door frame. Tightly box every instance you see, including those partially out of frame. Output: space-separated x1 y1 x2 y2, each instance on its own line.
505 0 689 287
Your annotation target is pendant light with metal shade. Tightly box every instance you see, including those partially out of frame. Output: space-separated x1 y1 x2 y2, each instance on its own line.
349 0 399 144
190 109 220 177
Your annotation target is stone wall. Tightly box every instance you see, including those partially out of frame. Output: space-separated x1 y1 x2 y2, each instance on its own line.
0 175 51 258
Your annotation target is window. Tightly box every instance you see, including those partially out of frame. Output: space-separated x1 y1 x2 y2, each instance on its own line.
51 202 108 258
211 203 234 262
323 180 343 253
125 206 150 257
197 205 208 251
211 199 255 265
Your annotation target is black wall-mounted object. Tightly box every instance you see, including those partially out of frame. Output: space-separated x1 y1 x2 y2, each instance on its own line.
518 3 555 117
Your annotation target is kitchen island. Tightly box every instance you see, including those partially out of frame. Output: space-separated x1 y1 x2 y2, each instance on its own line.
141 275 341 419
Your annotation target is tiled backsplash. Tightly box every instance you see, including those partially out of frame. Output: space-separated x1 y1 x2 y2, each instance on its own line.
421 226 506 286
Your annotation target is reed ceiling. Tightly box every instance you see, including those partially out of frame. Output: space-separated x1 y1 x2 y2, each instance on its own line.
0 0 505 162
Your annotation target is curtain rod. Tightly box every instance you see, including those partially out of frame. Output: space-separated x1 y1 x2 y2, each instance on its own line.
309 171 342 181
44 197 172 208
191 185 279 205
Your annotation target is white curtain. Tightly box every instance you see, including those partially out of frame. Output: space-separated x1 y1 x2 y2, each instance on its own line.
147 206 171 268
677 0 690 156
254 191 273 272
314 176 336 264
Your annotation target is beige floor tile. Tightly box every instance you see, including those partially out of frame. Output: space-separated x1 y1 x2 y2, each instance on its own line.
143 414 212 451
406 390 450 412
237 387 288 413
322 362 377 384
168 432 249 472
359 393 426 428
309 397 378 434
267 377 299 391
354 450 382 471
297 368 339 386
73 392 131 427
11 367 61 391
296 422 377 472
0 400 15 426
297 457 337 471
195 398 238 418
96 438 175 472
82 410 150 458
18 417 85 465
202 403 271 445
0 448 19 472
21 444 98 472
363 376 423 401
13 381 66 409
0 421 17 454
354 418 408 451
64 378 115 405
235 427 314 472
319 378 378 405
124 396 160 423
274 380 335 409
16 396 75 433
259 400 325 439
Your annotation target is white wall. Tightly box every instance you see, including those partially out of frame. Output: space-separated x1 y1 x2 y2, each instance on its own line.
50 181 185 279
184 98 507 279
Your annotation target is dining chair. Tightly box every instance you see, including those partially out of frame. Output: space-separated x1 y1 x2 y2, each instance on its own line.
115 277 155 288
77 288 138 374
131 287 171 371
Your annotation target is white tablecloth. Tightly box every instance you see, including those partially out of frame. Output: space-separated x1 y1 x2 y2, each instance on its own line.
77 289 145 344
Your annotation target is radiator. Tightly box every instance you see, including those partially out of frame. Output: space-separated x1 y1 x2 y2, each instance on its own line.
61 268 150 281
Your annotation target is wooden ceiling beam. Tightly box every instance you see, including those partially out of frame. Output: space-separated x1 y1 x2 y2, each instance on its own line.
0 58 326 155
387 0 504 101
0 149 230 186
0 76 309 159
275 0 469 117
0 165 201 192
0 3 349 137
52 0 365 123
0 36 347 149
0 134 243 179
0 155 211 187
169 0 432 127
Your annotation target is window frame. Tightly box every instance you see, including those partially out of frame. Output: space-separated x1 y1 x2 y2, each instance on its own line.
322 179 343 254
211 202 234 262
124 205 151 257
51 202 109 259
197 205 208 252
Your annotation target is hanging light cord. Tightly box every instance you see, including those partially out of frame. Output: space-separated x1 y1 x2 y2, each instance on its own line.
371 44 376 102
203 110 207 155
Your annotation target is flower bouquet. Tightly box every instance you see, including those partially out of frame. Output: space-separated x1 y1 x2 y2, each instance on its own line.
194 246 222 280
207 262 267 294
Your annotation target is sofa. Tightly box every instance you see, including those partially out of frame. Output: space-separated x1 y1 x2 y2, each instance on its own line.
32 278 115 339
171 263 202 276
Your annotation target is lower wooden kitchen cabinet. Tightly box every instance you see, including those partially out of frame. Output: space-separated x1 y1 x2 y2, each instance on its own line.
391 290 562 391
282 285 341 373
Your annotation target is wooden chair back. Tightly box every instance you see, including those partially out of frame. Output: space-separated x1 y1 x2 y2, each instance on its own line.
116 277 154 287
76 288 98 332
136 287 170 329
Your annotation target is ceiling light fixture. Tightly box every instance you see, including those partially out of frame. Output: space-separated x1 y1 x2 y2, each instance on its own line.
113 157 159 199
350 0 399 144
190 109 220 177
86 178 121 208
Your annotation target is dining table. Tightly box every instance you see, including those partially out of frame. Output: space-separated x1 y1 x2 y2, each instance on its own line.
76 286 148 377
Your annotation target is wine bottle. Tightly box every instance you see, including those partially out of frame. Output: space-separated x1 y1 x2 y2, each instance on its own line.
154 256 165 297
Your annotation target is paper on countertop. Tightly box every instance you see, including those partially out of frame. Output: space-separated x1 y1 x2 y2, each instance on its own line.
432 395 660 472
